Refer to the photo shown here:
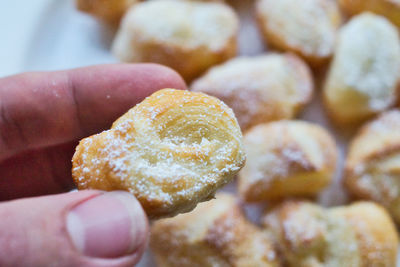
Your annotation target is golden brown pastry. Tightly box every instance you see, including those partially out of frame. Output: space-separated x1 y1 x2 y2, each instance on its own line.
151 193 279 267
323 13 400 125
72 89 245 219
238 120 338 202
255 0 342 67
339 0 400 28
262 201 360 267
332 202 399 266
191 53 314 132
345 109 400 224
75 0 139 24
112 0 238 82
262 200 398 267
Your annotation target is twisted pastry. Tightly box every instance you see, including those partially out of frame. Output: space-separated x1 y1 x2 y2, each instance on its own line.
339 0 400 28
72 89 245 219
262 201 398 266
191 53 313 132
345 109 400 224
255 0 342 67
323 13 400 124
150 193 279 267
112 0 238 82
238 120 337 202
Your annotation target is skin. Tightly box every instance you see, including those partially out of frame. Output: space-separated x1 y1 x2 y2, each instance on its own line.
0 63 186 266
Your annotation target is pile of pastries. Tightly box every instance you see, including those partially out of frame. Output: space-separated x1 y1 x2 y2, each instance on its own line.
75 0 400 266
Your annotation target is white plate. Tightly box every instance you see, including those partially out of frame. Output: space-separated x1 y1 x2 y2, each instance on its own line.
0 1 398 266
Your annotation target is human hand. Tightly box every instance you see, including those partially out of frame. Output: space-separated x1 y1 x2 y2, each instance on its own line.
0 64 186 267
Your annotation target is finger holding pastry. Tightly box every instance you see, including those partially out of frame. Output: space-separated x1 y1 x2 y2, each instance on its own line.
72 89 245 219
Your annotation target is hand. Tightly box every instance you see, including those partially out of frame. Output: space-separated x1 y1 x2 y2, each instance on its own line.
0 64 186 267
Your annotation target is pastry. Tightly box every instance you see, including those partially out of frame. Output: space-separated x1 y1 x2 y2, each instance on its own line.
323 13 400 124
238 120 337 202
112 0 238 82
339 0 400 28
262 201 360 266
150 193 279 267
262 200 398 266
191 53 313 132
344 109 400 224
332 202 398 266
255 0 342 67
75 0 139 24
72 89 245 219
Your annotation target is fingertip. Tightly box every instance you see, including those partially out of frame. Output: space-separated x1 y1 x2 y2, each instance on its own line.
137 63 187 91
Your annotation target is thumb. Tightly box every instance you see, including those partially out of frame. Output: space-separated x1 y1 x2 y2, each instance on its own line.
0 190 148 267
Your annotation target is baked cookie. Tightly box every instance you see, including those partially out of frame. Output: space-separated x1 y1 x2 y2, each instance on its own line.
238 120 337 202
112 0 238 82
255 0 342 67
75 0 139 24
191 53 313 132
323 13 400 124
151 193 279 267
72 89 245 219
339 0 400 28
345 109 400 224
262 200 398 267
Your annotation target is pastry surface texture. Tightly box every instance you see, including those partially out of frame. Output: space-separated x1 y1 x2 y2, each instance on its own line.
72 89 245 219
112 0 238 82
323 13 400 124
238 120 337 202
255 0 342 66
151 193 279 267
345 109 400 224
191 53 313 132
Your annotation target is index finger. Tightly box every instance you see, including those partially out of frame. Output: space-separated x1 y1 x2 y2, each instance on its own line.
0 63 186 161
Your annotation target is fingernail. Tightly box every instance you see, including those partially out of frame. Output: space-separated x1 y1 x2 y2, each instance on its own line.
66 191 148 258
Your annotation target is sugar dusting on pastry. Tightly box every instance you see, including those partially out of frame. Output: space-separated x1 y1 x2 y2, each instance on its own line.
72 89 245 219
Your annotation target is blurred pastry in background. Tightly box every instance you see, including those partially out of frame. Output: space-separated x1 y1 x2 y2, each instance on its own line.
323 13 400 125
238 120 337 202
76 0 140 25
255 0 342 67
262 200 398 267
151 193 280 267
191 53 313 132
332 202 399 267
112 0 238 82
345 109 400 224
72 89 245 219
262 201 360 267
339 0 400 28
